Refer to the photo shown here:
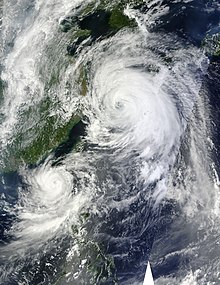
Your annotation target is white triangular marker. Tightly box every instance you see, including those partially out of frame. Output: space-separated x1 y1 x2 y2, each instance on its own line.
143 262 154 285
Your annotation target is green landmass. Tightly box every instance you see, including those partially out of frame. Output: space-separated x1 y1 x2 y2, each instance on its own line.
109 8 136 30
61 0 138 56
1 0 142 172
18 114 81 164
202 33 220 59
54 209 117 285
2 96 81 171
77 66 88 96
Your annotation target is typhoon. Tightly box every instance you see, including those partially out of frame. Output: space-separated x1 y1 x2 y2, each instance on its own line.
0 0 220 284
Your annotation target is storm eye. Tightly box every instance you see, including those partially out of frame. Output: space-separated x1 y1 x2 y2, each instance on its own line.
115 101 124 110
